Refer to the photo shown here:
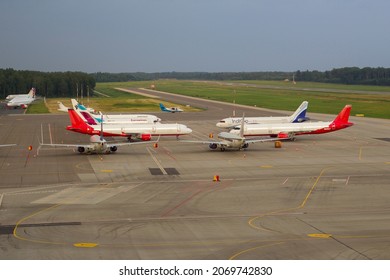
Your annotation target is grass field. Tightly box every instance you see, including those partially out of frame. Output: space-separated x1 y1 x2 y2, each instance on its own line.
29 80 390 119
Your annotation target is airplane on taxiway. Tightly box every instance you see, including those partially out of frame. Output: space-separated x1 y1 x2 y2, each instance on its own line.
40 114 158 154
66 109 191 141
70 99 161 124
229 105 353 139
5 88 35 101
216 101 309 128
181 115 281 151
159 103 183 113
6 88 36 109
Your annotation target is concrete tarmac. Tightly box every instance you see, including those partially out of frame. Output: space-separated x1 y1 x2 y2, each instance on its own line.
0 93 389 259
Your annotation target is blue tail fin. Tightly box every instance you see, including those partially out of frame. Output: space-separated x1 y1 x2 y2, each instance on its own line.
159 103 167 111
290 101 309 123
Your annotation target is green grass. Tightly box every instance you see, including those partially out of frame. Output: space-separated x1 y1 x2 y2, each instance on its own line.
28 80 390 119
146 80 390 118
26 99 50 114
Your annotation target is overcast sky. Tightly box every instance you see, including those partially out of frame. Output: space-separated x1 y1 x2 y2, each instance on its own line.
1 0 389 73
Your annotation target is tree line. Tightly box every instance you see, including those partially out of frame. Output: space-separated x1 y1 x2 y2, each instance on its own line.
295 67 390 85
2 67 389 99
92 67 390 86
0 69 95 99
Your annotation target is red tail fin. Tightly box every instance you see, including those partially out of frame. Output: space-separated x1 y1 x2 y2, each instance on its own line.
66 109 93 134
330 105 354 129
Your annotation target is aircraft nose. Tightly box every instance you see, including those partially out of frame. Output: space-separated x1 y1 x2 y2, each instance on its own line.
184 126 192 134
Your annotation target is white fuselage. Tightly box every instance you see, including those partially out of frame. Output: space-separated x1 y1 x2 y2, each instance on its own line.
217 116 292 128
87 122 192 137
229 121 332 136
97 114 161 124
7 95 35 108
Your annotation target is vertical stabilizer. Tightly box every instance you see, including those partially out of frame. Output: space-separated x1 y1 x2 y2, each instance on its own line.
239 113 245 138
329 105 354 130
290 101 309 123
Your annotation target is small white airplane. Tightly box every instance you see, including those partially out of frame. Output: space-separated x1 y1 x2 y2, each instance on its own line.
229 105 354 139
181 115 281 151
71 99 161 124
7 88 36 109
40 114 158 154
159 103 183 113
216 101 309 128
66 108 192 141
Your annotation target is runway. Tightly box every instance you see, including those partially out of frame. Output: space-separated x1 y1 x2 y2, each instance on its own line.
0 93 389 259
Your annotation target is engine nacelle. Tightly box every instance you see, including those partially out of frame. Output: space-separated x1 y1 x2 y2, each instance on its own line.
242 143 249 149
277 133 290 139
209 143 218 150
110 146 117 152
77 146 85 153
137 134 151 141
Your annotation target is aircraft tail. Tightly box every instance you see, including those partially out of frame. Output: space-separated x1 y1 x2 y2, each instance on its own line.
159 103 167 111
57 102 69 112
330 105 354 128
239 114 245 138
27 88 36 99
289 101 309 123
66 109 93 134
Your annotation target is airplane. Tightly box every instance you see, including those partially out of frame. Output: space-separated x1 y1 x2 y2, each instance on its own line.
5 88 35 100
71 99 161 124
40 114 158 154
216 101 309 128
7 88 36 109
180 115 281 151
159 103 183 113
229 105 354 139
66 109 192 141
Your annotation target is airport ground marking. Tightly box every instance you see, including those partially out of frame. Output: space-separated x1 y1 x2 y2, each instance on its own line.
12 183 120 246
229 241 285 260
248 166 333 231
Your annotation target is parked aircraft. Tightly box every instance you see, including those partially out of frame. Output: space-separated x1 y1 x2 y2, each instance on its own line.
66 109 192 140
71 99 161 124
229 105 353 139
5 88 35 100
7 88 36 108
41 114 157 154
181 115 281 151
216 101 309 128
159 103 183 113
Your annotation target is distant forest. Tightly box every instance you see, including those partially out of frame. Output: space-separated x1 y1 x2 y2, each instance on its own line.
92 67 390 86
2 67 390 98
0 69 95 99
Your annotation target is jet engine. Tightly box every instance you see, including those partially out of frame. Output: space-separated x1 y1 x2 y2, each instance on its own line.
110 146 117 152
137 134 152 141
242 143 249 149
77 146 85 153
209 143 218 150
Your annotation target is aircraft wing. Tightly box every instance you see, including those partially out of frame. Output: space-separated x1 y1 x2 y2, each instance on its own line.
179 139 224 145
39 143 94 149
244 137 283 144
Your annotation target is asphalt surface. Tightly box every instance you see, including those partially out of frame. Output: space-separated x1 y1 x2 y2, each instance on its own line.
0 93 389 260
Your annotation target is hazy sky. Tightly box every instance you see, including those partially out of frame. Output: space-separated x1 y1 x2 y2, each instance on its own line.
1 0 389 73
